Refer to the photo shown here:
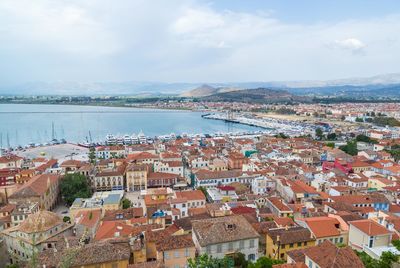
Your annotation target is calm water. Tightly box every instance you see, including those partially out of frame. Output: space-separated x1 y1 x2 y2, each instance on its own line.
0 104 263 147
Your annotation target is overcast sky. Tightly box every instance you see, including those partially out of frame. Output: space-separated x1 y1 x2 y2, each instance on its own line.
1 0 400 85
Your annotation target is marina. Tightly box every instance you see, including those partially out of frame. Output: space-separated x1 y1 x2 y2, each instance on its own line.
0 104 265 150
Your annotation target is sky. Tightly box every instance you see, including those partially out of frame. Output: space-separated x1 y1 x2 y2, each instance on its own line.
1 0 400 86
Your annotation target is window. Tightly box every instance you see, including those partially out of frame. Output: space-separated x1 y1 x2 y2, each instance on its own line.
281 244 286 249
185 248 190 257
297 242 302 247
289 243 294 248
206 246 211 254
309 260 313 268
239 241 244 249
304 242 308 246
248 254 255 261
249 239 255 248
228 242 234 251
280 253 284 259
165 252 170 259
339 237 343 243
217 244 222 253
174 251 180 258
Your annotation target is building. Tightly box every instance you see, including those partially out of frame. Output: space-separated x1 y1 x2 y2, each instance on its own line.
265 197 293 218
93 168 125 191
265 226 316 261
296 216 348 245
126 164 148 191
206 186 239 203
251 176 275 195
1 211 73 264
38 238 131 268
348 219 399 258
286 240 364 268
192 215 259 261
8 174 60 210
155 234 195 268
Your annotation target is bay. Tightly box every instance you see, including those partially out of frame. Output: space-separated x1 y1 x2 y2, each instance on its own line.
0 104 264 147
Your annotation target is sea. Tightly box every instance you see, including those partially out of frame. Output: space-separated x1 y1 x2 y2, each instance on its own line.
0 104 264 147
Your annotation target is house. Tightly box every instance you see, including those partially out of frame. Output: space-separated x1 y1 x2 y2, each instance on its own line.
1 211 73 264
0 154 23 169
348 219 399 258
329 194 390 212
60 160 85 174
192 215 260 261
93 168 125 191
96 145 126 159
155 234 195 268
206 186 239 203
265 226 316 261
147 172 180 188
251 176 275 195
10 201 39 227
175 190 206 209
296 216 348 245
286 240 364 268
154 161 184 177
265 197 293 218
227 152 249 170
74 209 102 239
38 238 131 268
8 174 60 210
15 169 36 184
126 164 148 191
0 169 18 186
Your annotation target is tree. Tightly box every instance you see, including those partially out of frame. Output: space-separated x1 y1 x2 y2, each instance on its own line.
188 254 234 268
392 240 400 251
315 128 324 140
339 140 358 156
326 142 335 149
356 134 377 144
60 173 92 206
247 256 284 268
355 117 364 123
121 198 132 209
327 133 337 140
88 146 96 164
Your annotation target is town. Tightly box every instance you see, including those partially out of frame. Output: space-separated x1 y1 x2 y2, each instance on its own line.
0 113 399 268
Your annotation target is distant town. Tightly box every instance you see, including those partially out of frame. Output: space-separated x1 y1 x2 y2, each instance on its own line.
0 98 399 267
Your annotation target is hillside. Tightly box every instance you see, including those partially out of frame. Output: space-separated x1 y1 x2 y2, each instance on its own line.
201 88 311 103
180 84 240 97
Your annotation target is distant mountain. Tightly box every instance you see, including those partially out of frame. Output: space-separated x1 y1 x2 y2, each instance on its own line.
1 72 400 97
201 88 311 103
180 84 240 97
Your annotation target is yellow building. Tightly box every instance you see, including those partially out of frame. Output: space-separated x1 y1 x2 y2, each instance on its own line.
368 177 395 191
156 234 196 268
266 226 316 260
126 164 148 191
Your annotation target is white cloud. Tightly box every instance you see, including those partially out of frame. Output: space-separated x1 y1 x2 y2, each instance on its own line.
333 38 366 53
0 0 399 85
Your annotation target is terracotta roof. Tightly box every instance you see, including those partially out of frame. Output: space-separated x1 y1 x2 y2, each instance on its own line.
39 239 131 267
350 219 392 236
266 226 314 245
10 174 60 198
176 190 206 201
156 234 194 251
273 264 307 268
305 240 364 268
192 215 259 246
19 210 63 233
95 221 135 240
75 209 102 228
299 217 341 238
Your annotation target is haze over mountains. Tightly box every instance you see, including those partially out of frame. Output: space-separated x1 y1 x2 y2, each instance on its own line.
1 73 400 98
